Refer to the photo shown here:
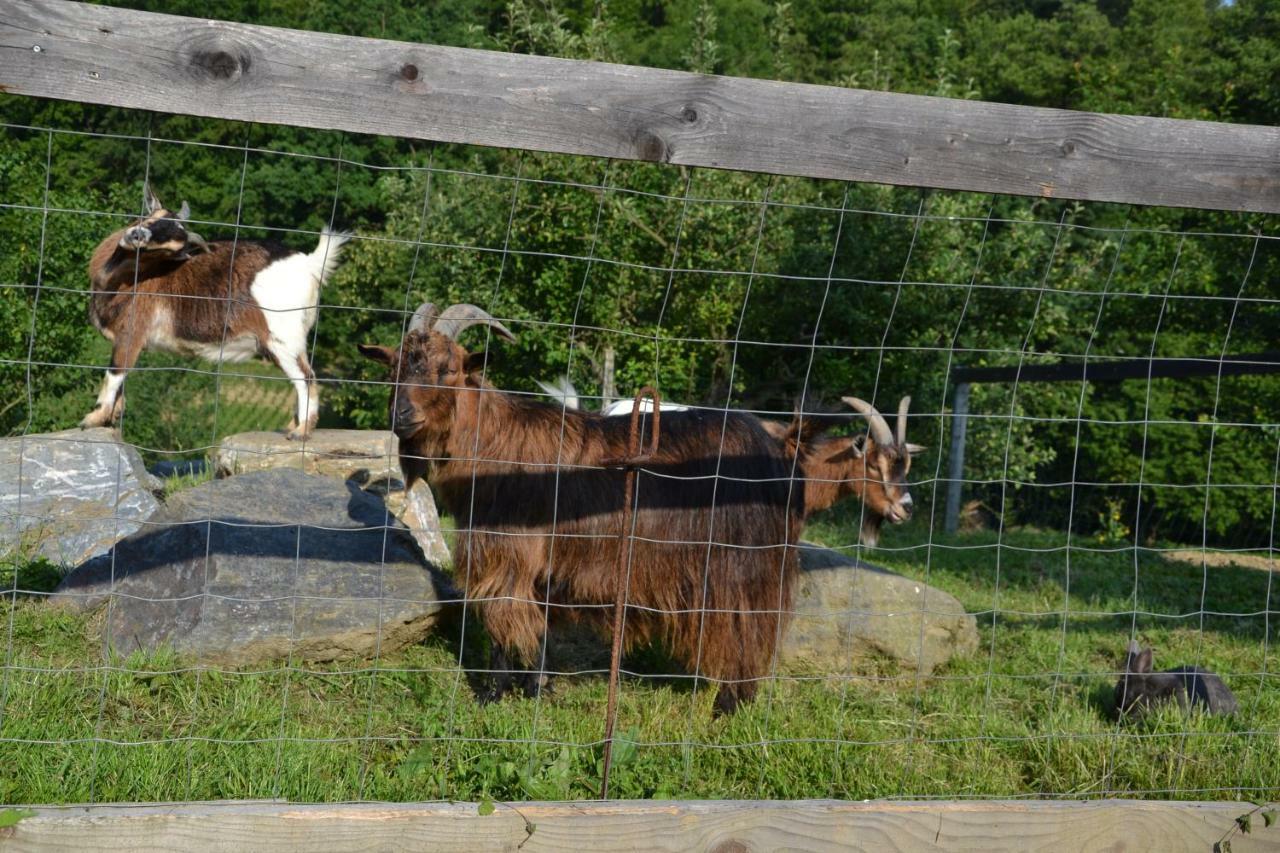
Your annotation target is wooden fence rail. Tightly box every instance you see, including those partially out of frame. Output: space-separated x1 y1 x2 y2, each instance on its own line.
2 0 1280 212
5 799 1280 852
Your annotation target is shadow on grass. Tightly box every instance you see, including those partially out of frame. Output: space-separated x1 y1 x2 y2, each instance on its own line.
806 502 1277 641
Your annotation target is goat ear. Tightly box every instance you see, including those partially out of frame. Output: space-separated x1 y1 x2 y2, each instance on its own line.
144 184 166 215
905 443 927 456
464 351 493 376
357 344 397 365
176 200 191 221
779 415 833 456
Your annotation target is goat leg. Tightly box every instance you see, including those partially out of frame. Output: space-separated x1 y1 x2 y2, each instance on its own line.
267 345 320 441
82 335 143 430
480 645 518 705
712 678 757 718
520 669 554 699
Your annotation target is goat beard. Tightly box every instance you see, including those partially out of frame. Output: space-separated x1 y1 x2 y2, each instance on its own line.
860 514 884 547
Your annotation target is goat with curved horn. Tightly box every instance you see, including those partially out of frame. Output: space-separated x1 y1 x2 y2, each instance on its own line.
760 394 926 547
356 303 800 717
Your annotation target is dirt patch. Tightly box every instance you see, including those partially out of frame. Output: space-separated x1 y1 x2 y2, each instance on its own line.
1162 549 1276 572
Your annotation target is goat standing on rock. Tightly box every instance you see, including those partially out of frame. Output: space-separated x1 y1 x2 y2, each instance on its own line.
359 303 804 716
83 186 348 440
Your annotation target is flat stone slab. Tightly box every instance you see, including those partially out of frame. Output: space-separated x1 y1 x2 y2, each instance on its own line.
53 468 450 665
783 545 979 675
0 428 160 568
216 430 450 566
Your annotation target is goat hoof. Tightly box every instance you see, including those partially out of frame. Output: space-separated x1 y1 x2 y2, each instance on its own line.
711 690 739 718
478 685 508 705
520 672 554 699
285 428 311 442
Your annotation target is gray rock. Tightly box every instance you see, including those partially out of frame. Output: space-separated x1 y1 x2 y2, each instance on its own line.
53 469 450 665
216 430 451 566
458 544 978 680
0 428 160 567
783 544 979 675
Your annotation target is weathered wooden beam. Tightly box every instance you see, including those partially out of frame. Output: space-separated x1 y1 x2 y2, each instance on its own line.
952 352 1280 385
5 799 1278 852
2 0 1280 212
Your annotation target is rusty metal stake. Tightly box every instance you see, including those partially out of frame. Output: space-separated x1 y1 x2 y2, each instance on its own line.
598 386 661 800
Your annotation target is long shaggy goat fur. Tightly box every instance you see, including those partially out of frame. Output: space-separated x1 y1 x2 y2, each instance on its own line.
360 304 803 715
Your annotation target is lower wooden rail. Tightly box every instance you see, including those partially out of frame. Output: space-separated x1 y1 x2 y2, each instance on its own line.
4 798 1278 852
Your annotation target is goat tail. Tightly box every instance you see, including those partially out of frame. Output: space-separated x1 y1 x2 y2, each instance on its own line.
308 226 351 286
536 376 580 410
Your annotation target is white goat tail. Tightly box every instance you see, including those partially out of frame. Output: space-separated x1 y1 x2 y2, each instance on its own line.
308 227 351 286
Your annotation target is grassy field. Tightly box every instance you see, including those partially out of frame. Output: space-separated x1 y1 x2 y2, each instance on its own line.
1 500 1276 805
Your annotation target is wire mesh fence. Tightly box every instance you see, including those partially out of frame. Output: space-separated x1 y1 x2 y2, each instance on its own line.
0 106 1278 807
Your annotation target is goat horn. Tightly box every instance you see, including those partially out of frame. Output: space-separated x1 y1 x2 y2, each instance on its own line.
144 183 163 215
896 396 911 447
408 302 439 335
432 303 517 343
841 396 894 448
184 231 210 255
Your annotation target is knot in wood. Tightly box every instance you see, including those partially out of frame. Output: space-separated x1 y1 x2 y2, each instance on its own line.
191 48 247 80
709 841 751 853
633 129 669 163
681 105 699 124
401 63 419 81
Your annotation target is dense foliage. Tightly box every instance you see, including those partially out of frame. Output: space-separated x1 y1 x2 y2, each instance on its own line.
1 0 1277 543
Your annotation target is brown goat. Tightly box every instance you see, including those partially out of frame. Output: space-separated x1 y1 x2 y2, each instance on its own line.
83 186 347 439
765 397 924 546
359 303 803 716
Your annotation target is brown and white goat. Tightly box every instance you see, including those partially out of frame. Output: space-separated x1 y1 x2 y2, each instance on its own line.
359 303 803 716
766 396 924 546
83 186 348 439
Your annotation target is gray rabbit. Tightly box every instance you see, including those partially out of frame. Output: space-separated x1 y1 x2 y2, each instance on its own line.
1114 640 1238 718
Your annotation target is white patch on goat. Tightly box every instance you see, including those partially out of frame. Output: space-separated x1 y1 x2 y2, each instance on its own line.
251 232 347 427
251 230 349 355
266 340 316 427
93 370 126 409
146 305 259 363
602 398 690 416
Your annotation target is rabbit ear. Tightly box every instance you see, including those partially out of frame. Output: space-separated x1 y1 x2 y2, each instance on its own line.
1123 640 1141 670
1135 648 1154 673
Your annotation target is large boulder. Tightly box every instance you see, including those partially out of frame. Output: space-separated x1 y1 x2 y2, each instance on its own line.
52 468 451 665
0 428 160 567
513 545 979 679
783 545 979 675
215 430 450 566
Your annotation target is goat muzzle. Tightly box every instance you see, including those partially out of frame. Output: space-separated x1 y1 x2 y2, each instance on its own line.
391 399 422 435
119 226 152 249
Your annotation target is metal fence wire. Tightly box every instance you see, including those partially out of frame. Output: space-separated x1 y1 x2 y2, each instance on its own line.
0 112 1277 806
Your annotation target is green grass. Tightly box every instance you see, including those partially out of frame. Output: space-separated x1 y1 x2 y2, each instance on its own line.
1 506 1277 805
